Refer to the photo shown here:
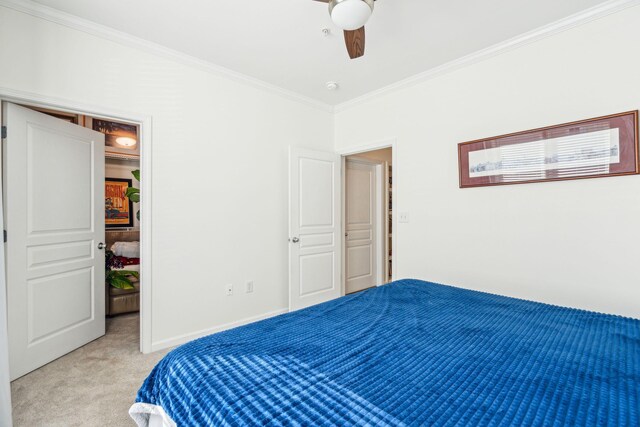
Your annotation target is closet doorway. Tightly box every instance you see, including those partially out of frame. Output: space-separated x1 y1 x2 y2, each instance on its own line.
343 147 393 294
1 96 152 381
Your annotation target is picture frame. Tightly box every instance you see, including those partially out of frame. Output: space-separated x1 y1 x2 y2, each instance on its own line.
24 105 82 124
458 111 639 188
90 117 140 158
105 178 134 228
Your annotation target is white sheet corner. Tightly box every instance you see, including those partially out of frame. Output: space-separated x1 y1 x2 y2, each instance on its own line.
129 402 177 427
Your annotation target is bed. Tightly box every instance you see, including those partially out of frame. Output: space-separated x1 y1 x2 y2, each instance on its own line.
130 279 640 426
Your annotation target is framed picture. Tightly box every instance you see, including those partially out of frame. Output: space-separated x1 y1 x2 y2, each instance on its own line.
105 178 134 228
91 117 140 158
24 105 81 124
458 111 639 188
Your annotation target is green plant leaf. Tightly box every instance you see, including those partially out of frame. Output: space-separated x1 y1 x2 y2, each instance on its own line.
106 269 138 289
131 169 140 181
120 270 139 279
109 276 135 290
125 188 140 203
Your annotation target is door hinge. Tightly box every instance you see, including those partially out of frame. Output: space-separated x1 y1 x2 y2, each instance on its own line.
3 230 6 243
1 126 6 139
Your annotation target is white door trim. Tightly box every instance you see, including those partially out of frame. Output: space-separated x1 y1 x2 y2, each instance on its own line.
0 129 11 424
337 138 397 286
0 87 153 355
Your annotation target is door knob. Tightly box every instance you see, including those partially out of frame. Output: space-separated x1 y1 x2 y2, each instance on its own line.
97 242 107 250
291 237 300 243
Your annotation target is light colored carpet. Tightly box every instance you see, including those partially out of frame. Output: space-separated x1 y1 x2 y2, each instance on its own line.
10 313 170 427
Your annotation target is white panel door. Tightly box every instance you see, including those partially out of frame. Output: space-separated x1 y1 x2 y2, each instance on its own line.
289 147 341 311
3 103 105 380
345 159 379 294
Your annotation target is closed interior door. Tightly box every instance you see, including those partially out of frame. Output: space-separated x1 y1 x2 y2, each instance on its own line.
289 147 341 311
3 103 106 380
345 159 379 294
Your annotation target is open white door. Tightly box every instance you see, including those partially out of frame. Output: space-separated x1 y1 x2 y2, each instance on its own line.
345 158 381 294
289 147 341 311
3 103 105 380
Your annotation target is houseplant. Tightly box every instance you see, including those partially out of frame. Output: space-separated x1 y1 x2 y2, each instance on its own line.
105 249 139 289
125 169 140 220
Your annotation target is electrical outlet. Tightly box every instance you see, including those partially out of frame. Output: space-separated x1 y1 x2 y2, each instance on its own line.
225 283 233 296
246 281 254 293
399 212 410 223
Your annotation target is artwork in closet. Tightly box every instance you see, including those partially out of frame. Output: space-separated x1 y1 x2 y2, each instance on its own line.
22 105 81 124
91 117 140 158
105 178 134 228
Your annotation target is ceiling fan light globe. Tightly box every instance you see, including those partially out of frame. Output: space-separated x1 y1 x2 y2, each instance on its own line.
329 0 374 31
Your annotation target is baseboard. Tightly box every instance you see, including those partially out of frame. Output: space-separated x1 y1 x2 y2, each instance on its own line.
149 308 289 352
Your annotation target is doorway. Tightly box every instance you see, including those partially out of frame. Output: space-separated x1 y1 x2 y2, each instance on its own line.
0 97 151 382
343 147 393 294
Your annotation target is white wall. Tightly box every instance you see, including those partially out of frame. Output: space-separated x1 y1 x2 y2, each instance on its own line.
105 158 140 228
335 6 640 319
0 5 333 348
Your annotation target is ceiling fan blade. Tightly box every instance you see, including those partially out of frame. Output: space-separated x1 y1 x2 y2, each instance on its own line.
344 26 365 59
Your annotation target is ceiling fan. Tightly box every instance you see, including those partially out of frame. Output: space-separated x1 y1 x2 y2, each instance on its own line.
313 0 375 59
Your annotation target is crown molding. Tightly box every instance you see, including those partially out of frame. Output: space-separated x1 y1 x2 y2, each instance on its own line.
0 0 335 113
2 0 638 115
334 0 640 113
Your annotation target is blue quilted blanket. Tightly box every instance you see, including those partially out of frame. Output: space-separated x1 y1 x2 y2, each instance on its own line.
135 279 640 426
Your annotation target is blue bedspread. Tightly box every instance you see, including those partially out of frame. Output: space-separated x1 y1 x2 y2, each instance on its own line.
135 279 640 426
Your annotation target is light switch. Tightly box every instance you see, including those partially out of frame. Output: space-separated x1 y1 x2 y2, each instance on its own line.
399 212 410 223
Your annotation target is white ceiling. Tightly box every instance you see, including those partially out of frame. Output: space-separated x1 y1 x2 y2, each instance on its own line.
31 0 609 105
